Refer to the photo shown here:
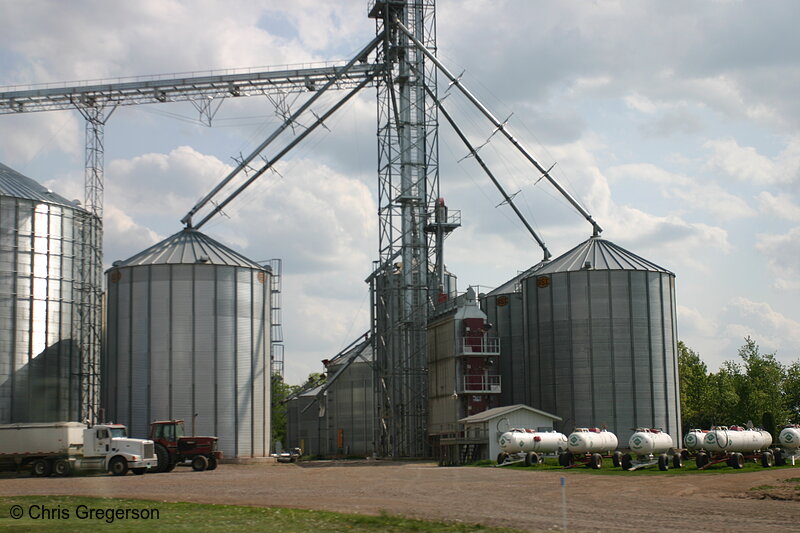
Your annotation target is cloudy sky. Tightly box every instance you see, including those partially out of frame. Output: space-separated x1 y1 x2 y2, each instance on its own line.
1 0 798 385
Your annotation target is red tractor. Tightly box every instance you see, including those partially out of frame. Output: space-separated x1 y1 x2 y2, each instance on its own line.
148 420 223 472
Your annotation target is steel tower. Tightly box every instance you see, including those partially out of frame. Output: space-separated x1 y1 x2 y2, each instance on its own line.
368 0 439 457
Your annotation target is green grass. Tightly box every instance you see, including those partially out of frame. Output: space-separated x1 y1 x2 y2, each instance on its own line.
484 457 800 476
749 485 777 491
0 496 522 533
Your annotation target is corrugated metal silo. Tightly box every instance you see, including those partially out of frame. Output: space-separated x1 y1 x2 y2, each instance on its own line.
523 237 681 446
481 262 546 407
104 228 271 458
0 163 97 423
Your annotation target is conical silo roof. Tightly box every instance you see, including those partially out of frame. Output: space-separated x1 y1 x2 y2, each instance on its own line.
535 236 672 275
112 228 265 269
0 162 80 208
487 260 549 296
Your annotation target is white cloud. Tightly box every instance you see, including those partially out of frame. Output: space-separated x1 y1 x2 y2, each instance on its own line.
757 192 800 222
704 137 800 186
608 163 756 220
722 297 800 358
756 227 800 290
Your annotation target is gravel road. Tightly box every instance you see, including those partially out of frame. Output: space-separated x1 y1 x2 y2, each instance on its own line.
2 461 798 532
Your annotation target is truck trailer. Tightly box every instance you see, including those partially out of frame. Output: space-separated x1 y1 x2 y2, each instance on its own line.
0 422 157 476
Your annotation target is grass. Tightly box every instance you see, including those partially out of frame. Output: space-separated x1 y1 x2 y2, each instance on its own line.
480 457 800 476
0 496 523 533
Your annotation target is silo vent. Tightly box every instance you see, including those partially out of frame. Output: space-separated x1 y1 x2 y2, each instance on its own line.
197 255 210 264
583 260 592 270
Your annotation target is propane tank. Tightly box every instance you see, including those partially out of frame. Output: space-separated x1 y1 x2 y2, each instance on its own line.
683 429 708 451
629 428 674 455
778 425 800 450
703 426 772 453
498 429 568 454
567 428 618 454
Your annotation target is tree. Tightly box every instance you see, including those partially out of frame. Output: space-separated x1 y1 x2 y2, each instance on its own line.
271 374 299 452
733 337 788 427
784 361 800 423
678 341 712 429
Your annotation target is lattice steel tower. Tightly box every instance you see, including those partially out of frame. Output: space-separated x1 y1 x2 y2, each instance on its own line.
368 0 439 457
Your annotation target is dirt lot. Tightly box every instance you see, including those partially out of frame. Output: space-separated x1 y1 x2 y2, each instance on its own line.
2 461 799 532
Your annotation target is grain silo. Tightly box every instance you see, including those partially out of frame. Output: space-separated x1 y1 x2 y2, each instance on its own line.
481 262 546 407
104 228 271 458
0 162 98 423
523 236 681 446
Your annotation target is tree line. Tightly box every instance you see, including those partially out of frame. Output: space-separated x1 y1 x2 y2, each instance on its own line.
679 337 800 437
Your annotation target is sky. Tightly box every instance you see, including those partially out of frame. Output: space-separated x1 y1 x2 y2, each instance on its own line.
0 0 798 386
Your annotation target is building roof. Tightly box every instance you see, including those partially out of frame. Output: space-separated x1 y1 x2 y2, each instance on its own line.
111 228 266 269
487 261 548 296
0 161 82 209
459 404 562 424
534 236 672 275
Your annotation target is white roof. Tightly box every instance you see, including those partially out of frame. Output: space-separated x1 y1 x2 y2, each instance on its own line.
459 404 561 424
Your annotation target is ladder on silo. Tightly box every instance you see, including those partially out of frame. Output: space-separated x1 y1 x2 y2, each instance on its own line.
268 258 284 378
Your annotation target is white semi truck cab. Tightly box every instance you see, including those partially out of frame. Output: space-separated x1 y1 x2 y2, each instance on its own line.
0 422 157 477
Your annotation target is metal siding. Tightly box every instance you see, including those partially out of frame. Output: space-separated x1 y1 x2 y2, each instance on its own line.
648 272 666 429
214 267 236 456
236 268 253 456
630 272 653 426
610 271 634 440
0 196 84 423
569 272 592 428
589 271 614 431
116 275 131 428
130 266 150 437
193 267 216 438
550 274 571 429
170 265 193 425
251 273 267 456
148 265 171 424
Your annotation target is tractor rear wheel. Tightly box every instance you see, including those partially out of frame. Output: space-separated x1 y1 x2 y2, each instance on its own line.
191 455 209 471
154 443 170 473
207 455 218 470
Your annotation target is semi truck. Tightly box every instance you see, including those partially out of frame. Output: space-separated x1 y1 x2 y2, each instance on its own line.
0 421 157 476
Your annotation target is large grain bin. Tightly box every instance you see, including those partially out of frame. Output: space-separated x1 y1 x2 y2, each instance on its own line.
481 262 546 407
0 163 98 423
104 228 271 458
523 237 681 446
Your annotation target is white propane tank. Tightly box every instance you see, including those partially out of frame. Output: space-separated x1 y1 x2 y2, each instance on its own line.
498 429 568 454
683 429 708 451
778 425 800 450
567 428 618 454
629 428 674 455
703 426 772 453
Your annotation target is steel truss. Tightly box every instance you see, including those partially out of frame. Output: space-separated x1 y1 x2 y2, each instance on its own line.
0 58 379 424
369 0 439 457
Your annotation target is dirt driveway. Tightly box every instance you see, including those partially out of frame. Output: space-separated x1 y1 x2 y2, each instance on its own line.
1 461 798 532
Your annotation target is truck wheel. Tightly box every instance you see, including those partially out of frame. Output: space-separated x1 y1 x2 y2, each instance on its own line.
191 455 209 471
109 456 128 476
32 459 51 477
54 459 71 477
206 456 218 471
154 443 170 473
132 468 147 475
